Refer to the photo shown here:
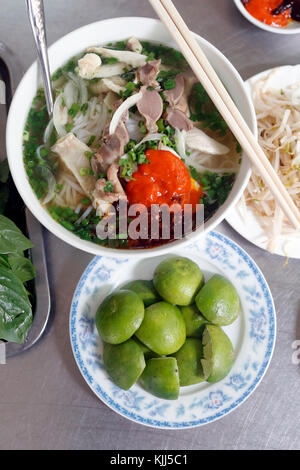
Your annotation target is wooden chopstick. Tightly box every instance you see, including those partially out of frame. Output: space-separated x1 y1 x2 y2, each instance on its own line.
149 0 300 229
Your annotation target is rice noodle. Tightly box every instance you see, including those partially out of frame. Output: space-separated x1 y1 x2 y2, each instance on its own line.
174 128 186 158
67 72 88 105
54 172 85 209
53 93 68 138
71 96 108 144
135 133 164 147
43 119 54 145
240 71 300 253
109 92 142 135
39 166 56 205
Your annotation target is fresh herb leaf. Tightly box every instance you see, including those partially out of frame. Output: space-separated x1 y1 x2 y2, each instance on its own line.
8 256 36 283
0 215 34 254
0 266 33 343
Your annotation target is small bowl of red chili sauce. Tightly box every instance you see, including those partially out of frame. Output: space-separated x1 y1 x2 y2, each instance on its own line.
234 0 300 33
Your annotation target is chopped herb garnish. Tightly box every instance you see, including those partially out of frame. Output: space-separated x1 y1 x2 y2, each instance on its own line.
52 68 63 81
157 118 165 133
190 83 228 136
104 181 114 192
68 103 80 117
189 166 199 180
138 120 147 135
81 197 91 205
87 135 96 146
65 122 73 132
79 167 92 176
106 57 118 64
81 103 89 115
164 78 176 90
236 141 242 154
39 147 49 158
23 130 29 141
137 153 149 164
84 150 94 161
55 183 63 193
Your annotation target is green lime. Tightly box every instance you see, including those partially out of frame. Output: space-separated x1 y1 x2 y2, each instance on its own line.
122 280 160 307
103 339 145 390
133 336 151 354
180 304 208 338
172 338 207 386
153 256 204 306
195 274 239 326
139 357 179 400
95 289 144 344
135 301 186 355
201 324 235 383
133 337 160 359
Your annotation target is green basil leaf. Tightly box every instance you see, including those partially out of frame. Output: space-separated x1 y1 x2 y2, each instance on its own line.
0 215 34 254
8 256 36 283
0 159 9 183
0 266 33 343
0 254 10 269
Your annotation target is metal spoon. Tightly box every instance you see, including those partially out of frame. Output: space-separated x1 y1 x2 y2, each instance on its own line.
26 0 53 115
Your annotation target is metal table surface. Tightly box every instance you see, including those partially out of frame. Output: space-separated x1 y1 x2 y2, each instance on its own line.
0 0 300 451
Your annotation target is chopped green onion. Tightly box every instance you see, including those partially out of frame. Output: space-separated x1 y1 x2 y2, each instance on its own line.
138 120 147 135
104 181 114 192
79 167 92 176
87 135 96 146
81 103 89 115
164 78 176 90
68 103 80 118
65 122 73 132
81 197 91 205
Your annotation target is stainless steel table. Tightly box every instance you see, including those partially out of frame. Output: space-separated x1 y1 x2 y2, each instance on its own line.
0 0 300 451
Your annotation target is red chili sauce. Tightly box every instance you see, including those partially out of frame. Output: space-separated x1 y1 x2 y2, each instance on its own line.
125 149 203 248
127 149 202 209
242 0 291 27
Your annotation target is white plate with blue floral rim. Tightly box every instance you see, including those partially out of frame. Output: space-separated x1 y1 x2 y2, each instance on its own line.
70 231 276 429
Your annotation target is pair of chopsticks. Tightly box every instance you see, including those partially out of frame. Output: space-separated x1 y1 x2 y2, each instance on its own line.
149 0 300 229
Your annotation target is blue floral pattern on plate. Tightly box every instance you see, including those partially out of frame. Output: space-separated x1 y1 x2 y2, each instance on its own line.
69 231 276 428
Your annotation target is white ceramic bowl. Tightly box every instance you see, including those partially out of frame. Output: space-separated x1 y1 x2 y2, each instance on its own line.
234 0 300 34
6 17 256 257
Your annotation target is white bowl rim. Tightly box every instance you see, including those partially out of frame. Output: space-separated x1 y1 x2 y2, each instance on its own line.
6 16 256 258
233 0 300 34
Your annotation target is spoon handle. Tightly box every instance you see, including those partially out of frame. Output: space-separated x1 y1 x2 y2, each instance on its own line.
26 0 53 115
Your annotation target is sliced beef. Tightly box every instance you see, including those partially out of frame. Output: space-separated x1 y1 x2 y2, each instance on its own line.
137 59 161 87
95 102 130 171
137 85 163 133
165 107 193 131
93 164 126 216
164 74 185 107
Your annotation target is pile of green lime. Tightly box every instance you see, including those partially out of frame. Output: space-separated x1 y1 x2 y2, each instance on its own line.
95 256 239 400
